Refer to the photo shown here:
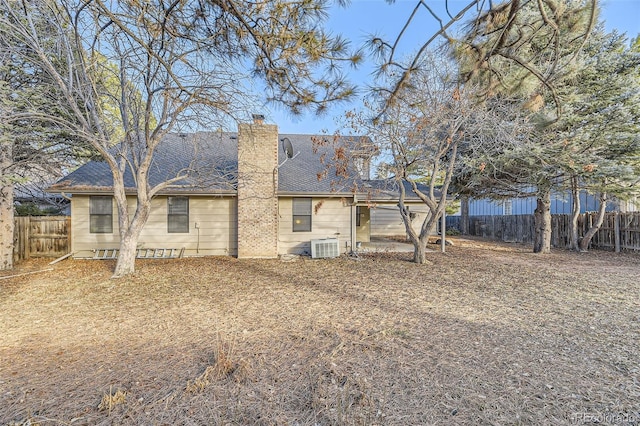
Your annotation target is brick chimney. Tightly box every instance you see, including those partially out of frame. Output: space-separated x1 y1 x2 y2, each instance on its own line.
236 116 279 258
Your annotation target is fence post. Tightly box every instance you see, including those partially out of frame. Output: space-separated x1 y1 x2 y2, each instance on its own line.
66 216 72 254
614 211 621 253
491 215 496 239
13 216 30 262
25 216 31 260
460 197 469 235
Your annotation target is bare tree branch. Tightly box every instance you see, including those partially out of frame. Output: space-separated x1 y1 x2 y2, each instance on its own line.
370 0 597 121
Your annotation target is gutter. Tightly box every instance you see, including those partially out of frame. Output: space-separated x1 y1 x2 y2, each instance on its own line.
46 188 238 196
276 191 357 197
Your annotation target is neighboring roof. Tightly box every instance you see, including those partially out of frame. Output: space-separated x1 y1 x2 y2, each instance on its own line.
361 178 443 203
15 182 67 202
49 132 372 196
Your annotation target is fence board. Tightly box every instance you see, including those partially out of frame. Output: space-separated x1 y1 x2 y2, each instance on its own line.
447 212 640 251
13 216 70 262
13 217 30 263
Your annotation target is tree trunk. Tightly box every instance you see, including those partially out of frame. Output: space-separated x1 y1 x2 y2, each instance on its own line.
460 196 469 235
400 207 435 264
112 196 151 278
0 137 14 270
397 180 425 264
413 236 429 264
569 176 581 251
578 193 607 252
0 182 14 270
406 221 428 264
533 190 551 253
113 233 138 278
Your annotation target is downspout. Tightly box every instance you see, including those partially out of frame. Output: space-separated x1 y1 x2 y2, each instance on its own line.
61 192 73 255
350 194 357 254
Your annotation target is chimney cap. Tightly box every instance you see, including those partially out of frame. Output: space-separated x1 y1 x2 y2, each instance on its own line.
252 114 265 123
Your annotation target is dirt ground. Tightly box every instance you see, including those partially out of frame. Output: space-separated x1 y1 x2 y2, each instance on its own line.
1 238 639 425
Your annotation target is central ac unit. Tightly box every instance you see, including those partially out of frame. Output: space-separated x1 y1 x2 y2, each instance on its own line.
311 238 340 259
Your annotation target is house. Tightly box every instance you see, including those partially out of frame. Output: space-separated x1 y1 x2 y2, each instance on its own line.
14 182 70 216
361 179 439 236
48 118 427 259
463 191 629 217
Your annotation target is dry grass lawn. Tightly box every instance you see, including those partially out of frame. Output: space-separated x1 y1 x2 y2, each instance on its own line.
1 238 639 425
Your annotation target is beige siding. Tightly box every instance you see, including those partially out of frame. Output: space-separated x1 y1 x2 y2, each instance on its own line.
71 196 119 257
370 204 430 236
71 194 359 258
355 206 371 243
71 195 237 258
278 197 353 255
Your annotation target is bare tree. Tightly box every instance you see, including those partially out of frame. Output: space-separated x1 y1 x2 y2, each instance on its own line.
353 55 531 263
1 0 361 277
359 1 600 255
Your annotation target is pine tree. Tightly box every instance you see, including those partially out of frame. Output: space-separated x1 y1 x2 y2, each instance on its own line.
453 0 602 253
0 4 87 270
555 29 640 251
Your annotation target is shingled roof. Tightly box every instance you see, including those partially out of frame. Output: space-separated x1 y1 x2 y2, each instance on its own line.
363 178 442 202
49 132 374 196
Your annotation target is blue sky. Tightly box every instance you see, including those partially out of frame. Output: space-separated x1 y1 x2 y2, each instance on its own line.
267 0 640 134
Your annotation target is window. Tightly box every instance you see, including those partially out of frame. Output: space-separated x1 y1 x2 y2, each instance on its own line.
356 206 361 227
503 200 513 216
168 197 189 233
90 196 113 233
292 198 312 232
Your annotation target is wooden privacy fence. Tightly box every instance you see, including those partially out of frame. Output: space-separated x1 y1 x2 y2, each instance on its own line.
13 216 71 263
446 212 640 251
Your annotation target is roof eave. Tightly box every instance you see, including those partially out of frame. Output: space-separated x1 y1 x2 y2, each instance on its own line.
47 187 238 196
277 191 356 197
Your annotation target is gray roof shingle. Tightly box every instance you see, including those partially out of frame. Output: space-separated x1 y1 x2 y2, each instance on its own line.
49 132 373 196
363 178 442 201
